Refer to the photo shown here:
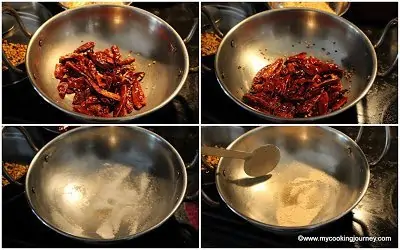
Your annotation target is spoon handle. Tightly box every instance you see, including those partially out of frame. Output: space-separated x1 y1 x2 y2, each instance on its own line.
201 146 252 159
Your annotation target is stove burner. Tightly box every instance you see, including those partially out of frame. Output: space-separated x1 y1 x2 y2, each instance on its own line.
3 193 198 247
383 98 398 124
391 183 397 212
389 181 398 227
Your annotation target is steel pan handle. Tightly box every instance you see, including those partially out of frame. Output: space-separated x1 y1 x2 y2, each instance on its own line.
183 150 199 202
201 188 220 207
181 17 199 73
201 63 213 73
183 17 199 44
200 6 225 73
200 148 221 207
201 6 224 38
374 17 398 77
354 126 391 166
2 6 32 75
2 126 39 186
186 150 199 170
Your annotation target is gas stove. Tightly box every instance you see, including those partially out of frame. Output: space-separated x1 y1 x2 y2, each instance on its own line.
201 126 398 247
2 3 199 124
201 3 398 124
2 126 199 247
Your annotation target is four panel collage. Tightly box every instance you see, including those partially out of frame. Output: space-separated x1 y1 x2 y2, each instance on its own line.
1 1 398 248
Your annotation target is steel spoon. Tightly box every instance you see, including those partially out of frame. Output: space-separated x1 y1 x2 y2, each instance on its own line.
201 144 281 176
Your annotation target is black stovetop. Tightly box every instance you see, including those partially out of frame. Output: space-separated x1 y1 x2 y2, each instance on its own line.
201 126 398 247
2 126 199 247
201 3 398 124
2 3 199 124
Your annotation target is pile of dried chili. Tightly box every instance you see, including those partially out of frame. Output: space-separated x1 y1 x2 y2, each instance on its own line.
243 52 348 118
55 42 146 117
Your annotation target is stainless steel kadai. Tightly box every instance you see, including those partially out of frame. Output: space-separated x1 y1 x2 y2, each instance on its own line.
206 8 397 122
2 126 196 242
2 5 198 122
202 126 390 232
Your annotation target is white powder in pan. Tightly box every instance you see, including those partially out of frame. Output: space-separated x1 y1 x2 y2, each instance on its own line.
275 162 340 227
90 164 155 239
51 210 85 236
50 163 157 239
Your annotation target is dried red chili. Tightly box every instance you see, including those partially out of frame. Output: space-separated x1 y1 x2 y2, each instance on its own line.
243 52 348 118
55 42 146 117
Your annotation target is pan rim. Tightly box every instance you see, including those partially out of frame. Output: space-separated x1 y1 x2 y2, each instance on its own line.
215 126 370 231
25 4 190 122
24 126 188 242
265 2 351 17
214 8 378 122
